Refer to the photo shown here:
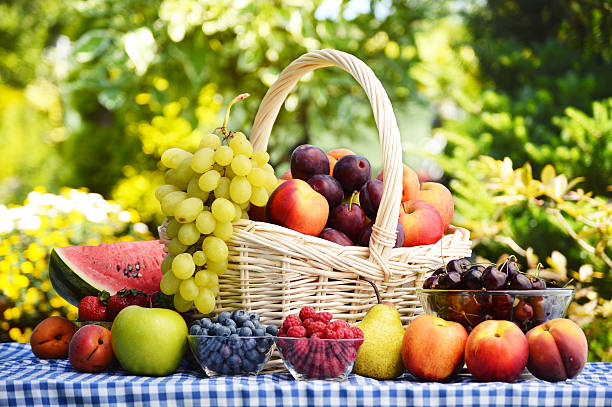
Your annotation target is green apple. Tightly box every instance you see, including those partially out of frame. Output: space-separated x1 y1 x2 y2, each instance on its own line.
111 305 188 376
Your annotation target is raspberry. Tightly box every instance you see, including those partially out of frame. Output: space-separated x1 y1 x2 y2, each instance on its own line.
327 319 350 331
324 327 343 339
293 338 310 356
299 306 316 321
287 326 307 338
326 356 346 377
307 321 327 336
337 346 357 364
307 365 321 379
350 326 364 339
314 312 333 324
301 318 314 330
310 331 325 339
282 314 302 331
338 328 353 339
277 328 288 337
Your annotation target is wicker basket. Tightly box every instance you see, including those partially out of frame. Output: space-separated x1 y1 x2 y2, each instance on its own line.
211 49 472 327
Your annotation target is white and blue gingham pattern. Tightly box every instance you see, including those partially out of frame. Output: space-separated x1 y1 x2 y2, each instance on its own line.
0 343 610 406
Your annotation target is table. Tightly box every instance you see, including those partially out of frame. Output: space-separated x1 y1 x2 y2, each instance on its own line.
0 343 610 406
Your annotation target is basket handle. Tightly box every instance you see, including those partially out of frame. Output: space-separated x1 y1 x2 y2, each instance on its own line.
250 49 403 275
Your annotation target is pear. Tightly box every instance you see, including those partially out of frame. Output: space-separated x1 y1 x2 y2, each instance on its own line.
353 279 406 379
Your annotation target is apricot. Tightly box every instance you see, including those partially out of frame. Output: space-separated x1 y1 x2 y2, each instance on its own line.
30 316 77 359
69 324 114 373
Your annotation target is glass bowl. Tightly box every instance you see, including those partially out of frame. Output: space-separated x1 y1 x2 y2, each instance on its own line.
187 335 275 376
275 337 364 381
417 288 574 333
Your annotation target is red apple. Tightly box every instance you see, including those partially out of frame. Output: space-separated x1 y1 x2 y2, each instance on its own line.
376 164 420 203
465 320 529 382
30 316 77 359
398 200 444 247
526 318 588 382
417 182 454 231
266 178 329 236
401 314 468 381
69 324 114 373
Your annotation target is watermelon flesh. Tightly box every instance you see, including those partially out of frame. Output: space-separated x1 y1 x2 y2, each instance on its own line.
50 240 166 306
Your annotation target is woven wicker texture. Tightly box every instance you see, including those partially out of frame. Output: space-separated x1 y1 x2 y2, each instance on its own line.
214 49 472 325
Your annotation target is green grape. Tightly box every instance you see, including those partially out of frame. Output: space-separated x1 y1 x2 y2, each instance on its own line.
160 191 187 217
212 163 224 173
174 197 204 223
229 133 253 157
251 151 270 166
175 157 197 185
178 222 201 246
224 164 236 179
238 201 250 210
261 163 275 174
155 184 180 201
263 172 279 191
211 285 220 296
165 218 181 239
249 186 269 207
213 221 233 241
193 250 206 267
173 292 193 313
194 269 218 288
160 270 181 295
191 147 215 173
229 176 252 204
198 170 221 191
168 237 188 256
214 146 234 166
160 254 174 275
161 148 192 169
211 197 235 223
207 260 228 276
230 154 252 177
202 236 228 263
247 167 266 187
172 252 195 279
164 168 187 190
232 203 242 222
241 210 249 219
179 277 199 301
194 288 216 314
195 211 216 234
186 177 210 201
199 133 222 149
214 177 231 199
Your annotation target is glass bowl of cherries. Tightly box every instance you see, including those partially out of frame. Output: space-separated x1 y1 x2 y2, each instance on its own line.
417 257 574 333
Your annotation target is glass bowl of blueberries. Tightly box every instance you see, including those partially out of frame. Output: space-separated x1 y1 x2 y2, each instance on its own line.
418 257 574 333
187 310 278 377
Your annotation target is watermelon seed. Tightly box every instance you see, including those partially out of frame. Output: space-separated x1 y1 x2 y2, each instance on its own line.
128 265 133 272
135 263 140 271
123 269 130 277
132 271 138 278
116 265 120 271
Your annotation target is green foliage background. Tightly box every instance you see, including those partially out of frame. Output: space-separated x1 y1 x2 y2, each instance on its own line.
0 0 610 360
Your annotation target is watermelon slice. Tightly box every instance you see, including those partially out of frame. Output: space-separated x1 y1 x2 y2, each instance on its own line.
49 240 166 306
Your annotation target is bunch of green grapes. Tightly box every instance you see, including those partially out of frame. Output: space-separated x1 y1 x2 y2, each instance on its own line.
154 94 278 314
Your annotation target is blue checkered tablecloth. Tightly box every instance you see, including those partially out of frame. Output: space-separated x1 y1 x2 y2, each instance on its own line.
0 342 610 407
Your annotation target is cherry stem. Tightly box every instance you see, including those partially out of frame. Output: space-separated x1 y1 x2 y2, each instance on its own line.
349 191 359 211
222 93 249 132
361 278 381 304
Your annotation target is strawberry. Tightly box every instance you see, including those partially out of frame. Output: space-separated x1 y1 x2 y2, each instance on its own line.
78 292 109 321
106 289 149 321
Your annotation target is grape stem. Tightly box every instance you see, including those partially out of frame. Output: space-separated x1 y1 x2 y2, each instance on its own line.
220 93 250 138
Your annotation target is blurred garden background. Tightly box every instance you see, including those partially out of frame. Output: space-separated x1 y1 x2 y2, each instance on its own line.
0 0 610 360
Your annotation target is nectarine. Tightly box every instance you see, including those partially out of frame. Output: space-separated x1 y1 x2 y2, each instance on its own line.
30 316 77 359
376 164 420 203
69 324 114 373
398 200 444 247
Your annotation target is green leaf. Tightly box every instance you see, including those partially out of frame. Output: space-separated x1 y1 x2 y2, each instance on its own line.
73 30 113 63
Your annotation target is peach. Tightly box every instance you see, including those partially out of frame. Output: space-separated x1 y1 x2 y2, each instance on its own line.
417 182 454 231
465 320 529 382
30 316 77 359
525 318 588 382
266 178 329 236
376 164 420 203
398 200 444 247
401 315 468 381
281 170 292 180
69 324 114 373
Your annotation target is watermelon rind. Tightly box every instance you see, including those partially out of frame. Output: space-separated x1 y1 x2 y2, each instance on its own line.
49 248 103 306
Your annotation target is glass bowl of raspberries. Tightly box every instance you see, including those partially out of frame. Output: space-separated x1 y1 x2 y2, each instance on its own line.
187 310 278 376
274 307 364 381
418 257 574 333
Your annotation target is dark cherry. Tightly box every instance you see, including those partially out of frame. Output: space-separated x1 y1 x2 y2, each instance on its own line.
499 260 520 281
318 228 354 246
438 271 463 289
423 275 439 289
446 258 471 275
332 154 371 194
307 174 344 209
432 267 446 276
492 294 513 319
481 265 507 290
328 203 367 242
359 179 383 220
531 278 547 290
463 266 483 290
290 144 330 181
513 300 534 321
509 273 533 290
358 221 404 248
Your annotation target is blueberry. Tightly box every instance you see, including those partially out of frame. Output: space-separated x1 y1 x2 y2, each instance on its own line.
200 328 208 336
256 339 272 353
200 318 213 329
242 359 255 373
232 310 249 325
249 312 260 322
243 338 256 350
217 312 231 324
229 354 242 369
265 325 279 336
229 335 241 350
228 325 237 334
246 349 261 362
252 328 265 337
221 344 232 359
209 323 223 335
242 320 255 331
238 327 253 337
221 364 232 375
190 325 203 335
218 326 231 337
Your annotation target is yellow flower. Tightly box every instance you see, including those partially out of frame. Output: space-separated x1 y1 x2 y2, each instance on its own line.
21 261 34 274
9 327 22 341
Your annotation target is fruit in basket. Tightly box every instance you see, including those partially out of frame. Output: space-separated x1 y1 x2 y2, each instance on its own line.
416 182 454 231
357 221 405 248
30 316 77 359
353 280 405 380
307 174 344 210
465 320 529 382
359 179 383 220
327 148 355 161
49 240 166 306
111 305 188 376
290 144 330 181
266 178 329 236
401 315 468 381
376 163 420 203
106 289 149 321
398 200 444 247
68 324 114 373
78 292 110 321
328 200 367 242
319 228 354 246
333 155 371 194
525 318 588 382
